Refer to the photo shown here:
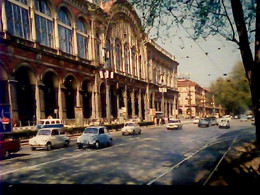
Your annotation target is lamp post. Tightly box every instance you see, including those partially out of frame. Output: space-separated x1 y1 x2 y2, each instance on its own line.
99 69 114 124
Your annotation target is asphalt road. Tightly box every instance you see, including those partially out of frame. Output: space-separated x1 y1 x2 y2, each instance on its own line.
0 120 255 186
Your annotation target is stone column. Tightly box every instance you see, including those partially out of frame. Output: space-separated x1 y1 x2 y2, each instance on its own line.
131 89 135 118
106 80 111 124
35 82 41 123
138 89 142 119
58 84 64 120
123 86 128 119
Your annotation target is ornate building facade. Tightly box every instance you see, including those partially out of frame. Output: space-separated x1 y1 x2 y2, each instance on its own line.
0 0 178 128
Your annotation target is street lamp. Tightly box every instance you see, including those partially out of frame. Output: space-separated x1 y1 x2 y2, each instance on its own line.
99 68 114 124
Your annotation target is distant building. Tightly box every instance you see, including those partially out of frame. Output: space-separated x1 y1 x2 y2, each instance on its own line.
177 79 225 118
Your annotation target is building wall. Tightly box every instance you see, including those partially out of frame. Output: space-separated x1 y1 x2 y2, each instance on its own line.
0 0 179 128
177 79 225 118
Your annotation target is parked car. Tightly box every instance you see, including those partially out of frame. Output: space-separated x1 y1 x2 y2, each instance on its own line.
29 128 70 151
0 134 21 159
77 126 112 149
36 119 64 130
240 115 248 122
193 116 200 124
198 118 210 127
218 119 230 129
167 119 182 130
208 117 218 126
121 122 141 135
223 115 232 121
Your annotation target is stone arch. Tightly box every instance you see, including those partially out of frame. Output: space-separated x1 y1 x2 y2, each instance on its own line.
81 78 92 119
13 65 37 124
63 74 78 119
42 70 60 118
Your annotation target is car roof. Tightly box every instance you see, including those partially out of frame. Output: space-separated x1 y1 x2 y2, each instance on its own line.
85 126 106 129
38 128 61 131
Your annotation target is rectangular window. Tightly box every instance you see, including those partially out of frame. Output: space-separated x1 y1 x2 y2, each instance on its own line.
59 25 72 54
77 34 87 58
35 15 53 47
5 1 30 40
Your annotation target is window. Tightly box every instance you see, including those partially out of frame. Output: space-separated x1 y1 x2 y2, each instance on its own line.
96 33 101 62
58 7 72 54
115 38 122 71
76 18 88 59
51 129 59 136
5 0 30 39
124 43 130 74
131 47 136 76
99 128 104 134
34 0 53 47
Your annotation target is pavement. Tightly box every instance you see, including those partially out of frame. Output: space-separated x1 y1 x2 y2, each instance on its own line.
206 127 260 186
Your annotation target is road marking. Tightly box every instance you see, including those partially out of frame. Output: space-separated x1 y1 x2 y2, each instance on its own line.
147 143 208 185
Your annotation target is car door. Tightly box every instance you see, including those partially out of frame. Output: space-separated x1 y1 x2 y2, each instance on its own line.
50 129 61 147
98 128 106 145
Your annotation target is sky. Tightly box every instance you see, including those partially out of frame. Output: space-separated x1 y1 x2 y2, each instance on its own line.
154 31 242 88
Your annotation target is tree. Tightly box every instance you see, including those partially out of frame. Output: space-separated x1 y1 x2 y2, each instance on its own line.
210 63 252 115
130 0 260 142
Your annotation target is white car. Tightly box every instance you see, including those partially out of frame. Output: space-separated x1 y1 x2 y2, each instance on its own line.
218 119 230 129
77 126 112 149
121 122 141 135
29 128 70 151
167 119 183 130
193 116 200 124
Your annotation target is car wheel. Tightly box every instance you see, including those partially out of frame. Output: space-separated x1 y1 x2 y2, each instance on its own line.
78 144 83 149
139 130 141 134
64 140 69 147
95 141 100 149
4 150 10 159
122 132 125 136
108 139 112 146
46 142 52 151
133 130 136 135
31 147 36 151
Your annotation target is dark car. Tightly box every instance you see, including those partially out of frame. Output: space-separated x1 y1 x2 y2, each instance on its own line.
198 118 210 127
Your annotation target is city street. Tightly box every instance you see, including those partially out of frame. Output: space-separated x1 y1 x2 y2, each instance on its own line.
0 120 255 185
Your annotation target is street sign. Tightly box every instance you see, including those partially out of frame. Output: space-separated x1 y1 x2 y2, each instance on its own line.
0 105 11 132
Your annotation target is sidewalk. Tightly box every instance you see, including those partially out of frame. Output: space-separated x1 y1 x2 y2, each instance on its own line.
207 129 260 186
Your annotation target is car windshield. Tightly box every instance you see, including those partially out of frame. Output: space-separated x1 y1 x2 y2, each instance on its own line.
83 128 98 134
125 123 135 126
169 120 178 123
37 130 51 135
221 120 227 122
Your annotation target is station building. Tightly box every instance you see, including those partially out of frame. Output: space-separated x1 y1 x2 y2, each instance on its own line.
0 0 179 128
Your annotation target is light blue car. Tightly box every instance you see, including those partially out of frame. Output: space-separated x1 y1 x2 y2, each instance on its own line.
77 126 113 149
240 115 248 122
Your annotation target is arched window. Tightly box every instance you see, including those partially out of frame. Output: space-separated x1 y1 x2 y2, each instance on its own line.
131 47 136 76
58 7 72 54
76 18 88 59
34 0 53 47
5 0 30 39
115 38 122 71
124 43 130 74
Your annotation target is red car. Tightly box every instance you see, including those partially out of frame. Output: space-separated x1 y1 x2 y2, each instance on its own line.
0 134 21 159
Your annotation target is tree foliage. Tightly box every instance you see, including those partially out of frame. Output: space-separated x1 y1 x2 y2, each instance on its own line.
210 63 251 115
